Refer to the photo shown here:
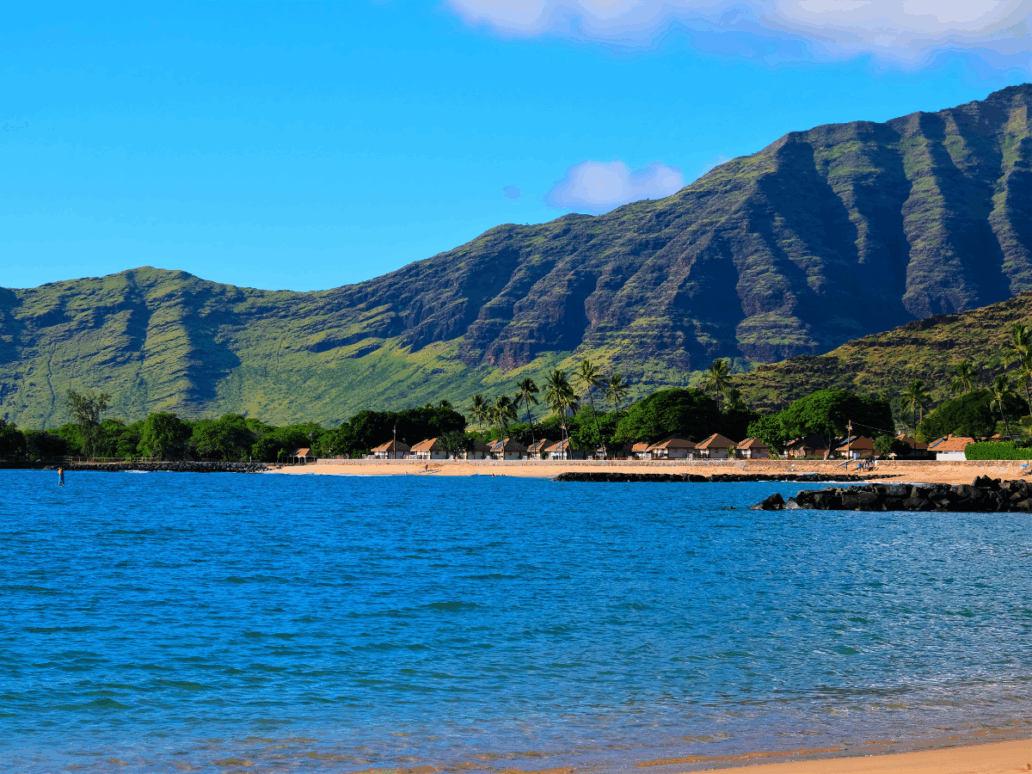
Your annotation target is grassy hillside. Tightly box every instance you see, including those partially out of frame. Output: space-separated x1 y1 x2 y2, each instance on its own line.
734 291 1032 411
2 85 1031 427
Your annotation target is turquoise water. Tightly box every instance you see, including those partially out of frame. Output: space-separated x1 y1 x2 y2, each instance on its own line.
2 470 1032 773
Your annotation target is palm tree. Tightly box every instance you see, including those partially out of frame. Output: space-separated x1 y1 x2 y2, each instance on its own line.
605 373 629 415
950 361 976 395
1003 323 1031 366
468 394 492 431
701 359 732 405
1015 350 1032 420
723 387 747 413
489 395 518 457
515 378 540 444
902 380 931 432
990 374 1016 438
545 369 579 458
574 359 606 458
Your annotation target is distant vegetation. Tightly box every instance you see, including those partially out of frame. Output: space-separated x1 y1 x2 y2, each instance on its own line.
6 315 1032 463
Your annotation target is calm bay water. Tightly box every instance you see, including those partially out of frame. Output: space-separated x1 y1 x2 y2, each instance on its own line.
2 470 1032 773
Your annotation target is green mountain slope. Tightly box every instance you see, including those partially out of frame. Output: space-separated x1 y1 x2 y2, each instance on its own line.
2 85 1032 427
733 291 1032 411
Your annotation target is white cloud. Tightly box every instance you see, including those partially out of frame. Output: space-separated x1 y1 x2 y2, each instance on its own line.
545 160 685 213
444 0 1032 69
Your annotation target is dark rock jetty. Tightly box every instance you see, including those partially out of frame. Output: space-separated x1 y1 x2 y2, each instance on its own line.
554 472 891 484
38 461 269 474
752 475 1032 512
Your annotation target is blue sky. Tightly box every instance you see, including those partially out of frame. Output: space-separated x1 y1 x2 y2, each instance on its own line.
2 1 1029 291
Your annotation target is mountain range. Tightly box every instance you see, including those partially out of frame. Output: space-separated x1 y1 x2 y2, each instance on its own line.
2 85 1031 427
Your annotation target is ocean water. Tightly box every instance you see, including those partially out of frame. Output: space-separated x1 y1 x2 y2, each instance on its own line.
2 470 1032 773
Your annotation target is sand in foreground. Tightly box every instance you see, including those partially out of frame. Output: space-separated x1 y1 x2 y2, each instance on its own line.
688 737 1032 773
270 459 1031 487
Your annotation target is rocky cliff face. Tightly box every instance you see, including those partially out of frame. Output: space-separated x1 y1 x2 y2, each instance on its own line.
2 86 1031 426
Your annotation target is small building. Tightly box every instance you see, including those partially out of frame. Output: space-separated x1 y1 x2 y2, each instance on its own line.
631 442 651 460
928 434 975 461
784 434 834 460
609 443 635 459
695 433 738 459
647 435 696 460
896 432 928 453
410 437 449 460
371 439 410 460
544 438 584 460
834 436 875 460
291 447 313 464
736 437 770 460
461 440 491 460
488 437 529 461
527 438 551 459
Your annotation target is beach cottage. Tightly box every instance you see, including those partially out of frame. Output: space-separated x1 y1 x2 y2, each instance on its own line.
371 439 410 460
291 447 313 464
488 438 529 461
928 435 974 461
410 437 449 460
647 435 696 460
834 436 875 460
527 438 551 459
545 439 584 460
736 437 770 459
695 433 738 459
784 434 833 459
461 440 491 460
631 442 651 460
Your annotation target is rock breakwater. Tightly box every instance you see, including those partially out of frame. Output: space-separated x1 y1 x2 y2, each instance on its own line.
40 461 270 474
752 475 1032 512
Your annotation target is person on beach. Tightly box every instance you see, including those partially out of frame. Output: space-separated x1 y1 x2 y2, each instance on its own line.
58 467 65 486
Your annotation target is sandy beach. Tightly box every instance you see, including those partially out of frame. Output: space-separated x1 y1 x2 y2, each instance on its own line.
693 737 1032 773
269 458 1030 487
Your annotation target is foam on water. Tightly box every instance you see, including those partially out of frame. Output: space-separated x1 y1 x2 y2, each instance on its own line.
2 470 1031 773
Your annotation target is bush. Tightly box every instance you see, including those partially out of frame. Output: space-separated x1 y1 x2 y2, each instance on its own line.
964 441 1032 460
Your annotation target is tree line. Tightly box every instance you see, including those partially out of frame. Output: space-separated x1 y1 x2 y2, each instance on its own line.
2 340 1028 463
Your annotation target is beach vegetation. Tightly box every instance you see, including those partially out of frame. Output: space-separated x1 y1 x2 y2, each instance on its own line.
778 390 893 455
964 440 1032 460
916 389 1025 442
65 389 111 459
0 419 26 459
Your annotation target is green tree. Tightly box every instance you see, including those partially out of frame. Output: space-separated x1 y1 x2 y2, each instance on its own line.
138 412 192 460
468 394 492 431
917 389 1024 442
779 390 893 457
0 419 26 459
950 361 977 395
65 389 112 458
545 369 579 452
901 380 932 432
191 414 256 461
605 373 629 414
613 388 720 445
438 429 471 458
990 374 1016 438
701 359 732 404
514 378 540 444
490 395 518 444
746 413 787 453
24 429 69 459
874 435 911 458
574 359 606 457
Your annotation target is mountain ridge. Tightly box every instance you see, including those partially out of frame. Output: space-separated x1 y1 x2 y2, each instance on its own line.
2 85 1031 427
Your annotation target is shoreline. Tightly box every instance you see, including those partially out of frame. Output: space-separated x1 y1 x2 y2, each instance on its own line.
690 735 1032 773
269 459 1031 487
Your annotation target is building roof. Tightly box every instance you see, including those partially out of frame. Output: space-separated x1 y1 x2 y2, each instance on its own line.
784 434 832 451
896 432 928 451
736 437 769 450
293 447 311 456
410 437 443 452
527 438 551 453
488 437 528 452
835 436 875 451
696 432 738 449
371 439 411 453
649 434 696 450
631 442 651 452
928 434 975 452
545 439 574 452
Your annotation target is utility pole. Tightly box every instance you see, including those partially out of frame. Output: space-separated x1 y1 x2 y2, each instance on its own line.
393 424 397 460
847 420 852 461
